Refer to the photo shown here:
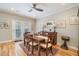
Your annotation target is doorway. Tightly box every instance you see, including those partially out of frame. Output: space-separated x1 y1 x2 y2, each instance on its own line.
12 20 31 41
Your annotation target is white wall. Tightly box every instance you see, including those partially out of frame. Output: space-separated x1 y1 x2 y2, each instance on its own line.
0 17 12 42
0 12 36 43
36 6 79 50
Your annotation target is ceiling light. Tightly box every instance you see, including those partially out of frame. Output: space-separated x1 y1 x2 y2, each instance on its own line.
11 8 15 11
10 8 18 12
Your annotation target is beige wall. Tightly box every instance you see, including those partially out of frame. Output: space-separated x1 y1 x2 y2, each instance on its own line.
0 12 36 42
36 6 79 50
0 17 12 42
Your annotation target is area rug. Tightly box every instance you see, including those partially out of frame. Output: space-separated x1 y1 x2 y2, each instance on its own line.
19 43 59 56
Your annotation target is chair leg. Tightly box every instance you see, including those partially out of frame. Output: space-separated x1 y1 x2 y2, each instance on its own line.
38 46 40 56
32 46 34 55
28 44 30 51
46 48 48 56
50 47 53 55
25 43 28 48
24 38 25 46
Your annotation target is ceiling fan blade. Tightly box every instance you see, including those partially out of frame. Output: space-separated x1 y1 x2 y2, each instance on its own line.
30 3 43 12
34 8 43 12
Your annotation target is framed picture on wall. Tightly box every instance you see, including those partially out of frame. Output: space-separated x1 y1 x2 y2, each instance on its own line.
0 22 9 29
55 19 66 28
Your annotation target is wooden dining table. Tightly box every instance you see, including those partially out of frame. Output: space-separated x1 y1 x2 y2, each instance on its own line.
32 35 48 55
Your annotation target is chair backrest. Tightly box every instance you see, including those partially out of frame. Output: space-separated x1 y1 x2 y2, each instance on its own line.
24 32 30 38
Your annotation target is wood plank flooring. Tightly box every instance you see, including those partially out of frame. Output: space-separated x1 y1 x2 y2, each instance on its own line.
0 41 78 56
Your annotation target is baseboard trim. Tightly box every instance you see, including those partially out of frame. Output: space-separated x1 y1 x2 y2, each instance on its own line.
69 46 78 50
0 39 23 44
57 43 78 50
0 40 14 44
14 40 22 42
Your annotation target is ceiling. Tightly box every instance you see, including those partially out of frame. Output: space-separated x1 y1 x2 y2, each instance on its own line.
0 3 79 19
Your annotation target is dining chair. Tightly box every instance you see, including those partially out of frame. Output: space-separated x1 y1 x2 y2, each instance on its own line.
24 32 30 46
28 35 38 55
40 35 55 56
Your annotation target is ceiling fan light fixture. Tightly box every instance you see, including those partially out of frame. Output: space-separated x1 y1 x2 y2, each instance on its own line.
28 3 44 12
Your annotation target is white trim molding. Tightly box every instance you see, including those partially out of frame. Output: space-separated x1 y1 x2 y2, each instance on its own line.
57 42 78 50
0 40 14 44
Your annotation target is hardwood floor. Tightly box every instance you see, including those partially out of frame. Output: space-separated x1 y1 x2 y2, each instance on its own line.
0 41 78 56
0 42 26 56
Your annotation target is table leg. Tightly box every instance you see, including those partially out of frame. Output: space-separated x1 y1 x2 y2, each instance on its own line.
24 38 25 46
77 46 79 56
38 42 40 56
32 41 34 55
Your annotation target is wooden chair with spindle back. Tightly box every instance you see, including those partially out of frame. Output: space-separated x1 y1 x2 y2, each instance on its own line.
28 34 38 55
24 32 30 46
40 34 54 56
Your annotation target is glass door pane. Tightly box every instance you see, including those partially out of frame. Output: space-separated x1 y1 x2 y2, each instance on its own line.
15 22 21 40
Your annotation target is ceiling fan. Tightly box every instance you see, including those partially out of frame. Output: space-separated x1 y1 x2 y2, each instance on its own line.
28 4 43 12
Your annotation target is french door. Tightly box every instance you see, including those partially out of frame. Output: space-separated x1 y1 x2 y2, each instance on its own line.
12 20 31 41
